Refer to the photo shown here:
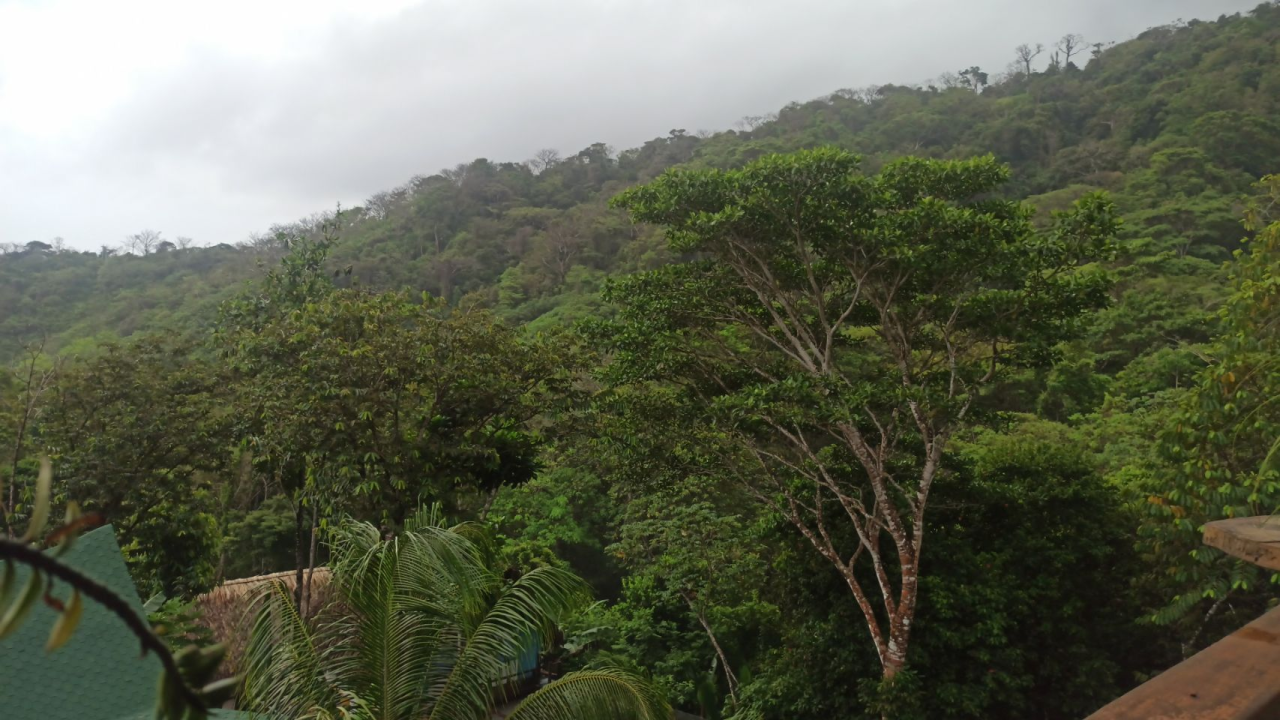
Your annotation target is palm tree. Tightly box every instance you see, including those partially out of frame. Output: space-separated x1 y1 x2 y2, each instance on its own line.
242 506 667 720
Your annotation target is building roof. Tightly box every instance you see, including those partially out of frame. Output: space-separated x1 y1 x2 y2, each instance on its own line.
203 565 331 601
0 524 252 720
194 565 333 680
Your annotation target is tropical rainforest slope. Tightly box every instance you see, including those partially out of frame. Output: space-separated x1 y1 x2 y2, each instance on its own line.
3 5 1280 719
3 4 1278 359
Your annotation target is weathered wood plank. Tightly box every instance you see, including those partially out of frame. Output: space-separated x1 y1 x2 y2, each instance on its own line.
1086 604 1280 719
1204 516 1280 571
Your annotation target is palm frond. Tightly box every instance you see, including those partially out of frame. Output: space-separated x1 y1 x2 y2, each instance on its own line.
1262 435 1280 478
505 668 671 720
329 521 469 720
242 580 339 718
427 566 590 720
242 509 648 720
404 504 450 533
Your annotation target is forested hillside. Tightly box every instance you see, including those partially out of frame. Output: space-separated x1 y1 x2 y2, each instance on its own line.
4 4 1278 356
3 4 1280 719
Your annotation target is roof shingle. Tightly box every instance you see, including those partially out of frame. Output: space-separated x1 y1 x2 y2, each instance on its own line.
0 525 252 719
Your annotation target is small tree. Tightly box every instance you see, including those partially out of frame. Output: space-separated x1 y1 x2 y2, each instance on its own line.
38 334 231 596
219 225 580 610
126 229 163 255
959 66 989 91
601 148 1116 685
1014 43 1044 75
3 339 58 532
611 490 768 711
1057 33 1085 68
529 148 562 173
217 223 351 611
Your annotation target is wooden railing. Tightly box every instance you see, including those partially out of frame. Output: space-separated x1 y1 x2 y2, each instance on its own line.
1086 517 1280 719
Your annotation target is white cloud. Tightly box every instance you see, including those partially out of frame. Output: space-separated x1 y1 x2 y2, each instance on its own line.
0 0 1261 249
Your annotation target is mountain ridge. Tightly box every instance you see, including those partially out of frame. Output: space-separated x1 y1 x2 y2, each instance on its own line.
2 2 1278 361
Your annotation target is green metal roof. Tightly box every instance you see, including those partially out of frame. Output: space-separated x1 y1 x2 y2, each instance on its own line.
0 525 253 720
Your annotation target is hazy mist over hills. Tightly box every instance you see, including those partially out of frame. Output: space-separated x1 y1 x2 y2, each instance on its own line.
0 0 1256 250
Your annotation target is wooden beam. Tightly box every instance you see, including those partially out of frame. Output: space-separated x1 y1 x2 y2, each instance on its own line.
1086 605 1280 719
1204 516 1280 571
1087 516 1280 718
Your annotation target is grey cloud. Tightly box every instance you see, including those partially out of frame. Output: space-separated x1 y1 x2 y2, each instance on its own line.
3 0 1262 249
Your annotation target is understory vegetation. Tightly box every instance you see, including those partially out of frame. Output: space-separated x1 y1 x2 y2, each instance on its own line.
4 5 1280 718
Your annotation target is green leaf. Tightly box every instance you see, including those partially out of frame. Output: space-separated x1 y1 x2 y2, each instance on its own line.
46 589 83 652
0 560 15 609
143 592 168 614
1261 436 1280 478
20 456 53 543
0 570 44 639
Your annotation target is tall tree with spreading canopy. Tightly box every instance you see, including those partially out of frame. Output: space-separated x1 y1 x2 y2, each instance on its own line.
599 148 1117 685
218 223 580 610
216 226 347 610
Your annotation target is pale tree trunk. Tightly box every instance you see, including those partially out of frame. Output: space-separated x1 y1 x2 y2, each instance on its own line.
701 218 982 688
740 398 960 683
1183 593 1229 658
304 505 318 616
681 591 739 708
293 501 306 613
478 487 500 521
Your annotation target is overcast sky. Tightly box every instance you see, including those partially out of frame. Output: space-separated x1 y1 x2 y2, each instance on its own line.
0 0 1260 250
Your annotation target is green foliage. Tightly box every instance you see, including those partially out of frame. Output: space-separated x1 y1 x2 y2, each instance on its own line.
36 334 230 596
582 479 775 718
727 430 1146 720
536 382 774 718
210 233 586 619
4 7 1280 718
221 281 580 524
1136 175 1280 646
911 433 1148 719
598 147 1116 683
490 468 622 596
243 505 667 720
147 594 216 652
218 495 299 579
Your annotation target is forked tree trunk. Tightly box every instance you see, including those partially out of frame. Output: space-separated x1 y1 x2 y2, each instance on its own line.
305 505 318 616
293 501 306 613
683 594 739 708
